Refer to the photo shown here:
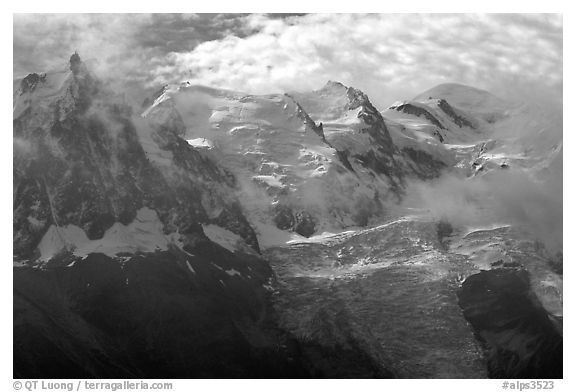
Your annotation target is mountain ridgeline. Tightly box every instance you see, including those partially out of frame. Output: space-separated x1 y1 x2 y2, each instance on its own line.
13 54 562 378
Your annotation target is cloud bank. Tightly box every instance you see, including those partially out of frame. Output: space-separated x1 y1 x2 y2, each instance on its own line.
14 13 562 108
400 166 563 255
154 13 563 107
13 14 256 92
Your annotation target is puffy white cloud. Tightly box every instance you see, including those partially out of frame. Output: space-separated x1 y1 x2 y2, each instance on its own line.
13 14 255 86
14 14 562 109
153 13 562 108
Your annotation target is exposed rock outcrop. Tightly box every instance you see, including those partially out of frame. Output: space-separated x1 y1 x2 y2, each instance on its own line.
458 269 562 379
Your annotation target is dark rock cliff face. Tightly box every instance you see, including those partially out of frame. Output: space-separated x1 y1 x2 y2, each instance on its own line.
457 269 562 379
393 103 446 130
437 99 476 129
344 87 403 182
401 147 447 180
346 86 396 155
14 244 298 378
272 205 317 238
20 72 46 94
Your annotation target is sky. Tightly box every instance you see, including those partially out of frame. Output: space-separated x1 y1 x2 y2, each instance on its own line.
13 13 562 109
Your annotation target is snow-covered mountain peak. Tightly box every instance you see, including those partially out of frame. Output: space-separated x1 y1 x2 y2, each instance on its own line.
143 82 366 237
323 80 347 89
288 80 374 121
413 83 511 121
287 81 398 167
382 82 509 147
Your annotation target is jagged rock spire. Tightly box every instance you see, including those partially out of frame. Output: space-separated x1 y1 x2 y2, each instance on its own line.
69 51 82 74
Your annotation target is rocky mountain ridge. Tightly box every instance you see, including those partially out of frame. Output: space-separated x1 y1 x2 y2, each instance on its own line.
15 54 536 261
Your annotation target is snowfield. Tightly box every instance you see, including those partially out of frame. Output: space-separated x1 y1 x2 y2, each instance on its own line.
36 208 184 262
